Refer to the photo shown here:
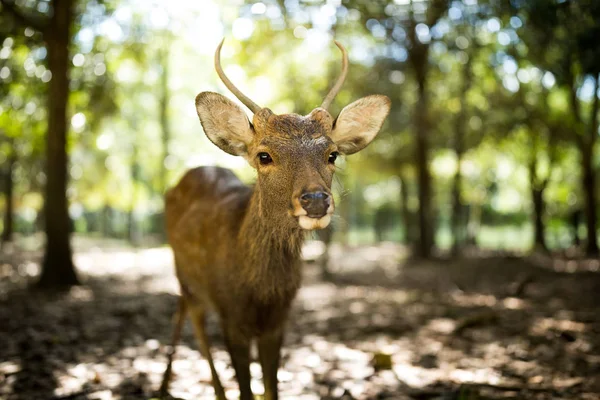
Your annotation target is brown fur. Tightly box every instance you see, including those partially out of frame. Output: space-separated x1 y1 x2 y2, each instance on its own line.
166 166 302 335
162 91 390 400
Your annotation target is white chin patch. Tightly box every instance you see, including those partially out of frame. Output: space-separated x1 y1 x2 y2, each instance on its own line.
298 215 331 230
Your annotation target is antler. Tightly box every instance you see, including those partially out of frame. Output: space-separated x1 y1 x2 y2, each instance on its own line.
214 39 262 114
321 40 349 110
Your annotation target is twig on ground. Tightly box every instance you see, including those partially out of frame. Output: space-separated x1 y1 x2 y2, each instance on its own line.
508 274 534 297
453 311 499 335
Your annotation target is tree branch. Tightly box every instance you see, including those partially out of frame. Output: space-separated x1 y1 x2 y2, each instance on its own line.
0 0 49 33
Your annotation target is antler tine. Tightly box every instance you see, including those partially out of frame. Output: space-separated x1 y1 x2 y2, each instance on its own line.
321 40 349 111
214 39 262 114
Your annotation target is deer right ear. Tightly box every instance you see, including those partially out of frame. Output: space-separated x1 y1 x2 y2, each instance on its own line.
195 92 254 157
330 95 391 155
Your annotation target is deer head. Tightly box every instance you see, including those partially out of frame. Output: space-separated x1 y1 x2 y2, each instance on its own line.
195 39 390 231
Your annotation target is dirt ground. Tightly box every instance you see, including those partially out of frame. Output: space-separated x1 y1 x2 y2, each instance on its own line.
0 239 599 400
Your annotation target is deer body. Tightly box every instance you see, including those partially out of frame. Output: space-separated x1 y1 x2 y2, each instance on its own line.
166 166 303 337
161 39 390 400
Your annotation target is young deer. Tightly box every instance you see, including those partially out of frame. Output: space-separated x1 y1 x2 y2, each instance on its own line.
161 39 390 400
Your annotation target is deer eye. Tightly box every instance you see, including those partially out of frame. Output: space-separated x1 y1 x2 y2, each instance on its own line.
258 152 273 165
328 151 339 164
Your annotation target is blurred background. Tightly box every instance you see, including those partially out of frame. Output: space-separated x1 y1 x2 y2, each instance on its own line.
1 0 600 269
1 1 600 399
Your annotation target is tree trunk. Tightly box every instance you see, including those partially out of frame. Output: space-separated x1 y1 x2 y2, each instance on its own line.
451 47 473 256
158 45 170 194
571 208 582 247
1 152 15 245
569 72 598 256
582 145 598 255
399 171 414 245
128 144 140 246
451 108 465 255
528 147 548 252
450 157 463 255
582 75 598 256
157 44 171 242
405 1 448 258
127 208 135 242
38 0 79 288
415 79 433 258
531 187 547 251
466 204 480 245
102 204 110 237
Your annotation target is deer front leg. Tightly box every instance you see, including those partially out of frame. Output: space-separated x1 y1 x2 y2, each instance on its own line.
223 327 252 400
258 330 283 400
189 306 227 400
159 296 187 399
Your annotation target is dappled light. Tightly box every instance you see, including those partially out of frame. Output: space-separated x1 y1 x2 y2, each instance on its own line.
2 0 600 399
3 240 600 398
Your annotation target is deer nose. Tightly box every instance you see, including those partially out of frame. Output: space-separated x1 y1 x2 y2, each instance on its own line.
300 191 331 218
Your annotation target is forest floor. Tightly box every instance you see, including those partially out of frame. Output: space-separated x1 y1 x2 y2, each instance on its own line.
0 238 599 400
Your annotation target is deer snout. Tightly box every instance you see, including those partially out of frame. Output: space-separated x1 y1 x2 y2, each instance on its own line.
299 191 331 218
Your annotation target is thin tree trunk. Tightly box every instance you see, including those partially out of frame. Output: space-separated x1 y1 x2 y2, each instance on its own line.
571 209 582 248
38 0 79 288
157 43 171 242
128 144 140 245
399 171 413 245
528 141 548 252
415 78 433 258
582 75 598 255
531 187 546 250
569 70 598 256
1 152 15 245
158 45 170 194
405 1 448 258
450 158 463 255
451 103 466 255
102 204 110 237
530 162 548 252
582 147 598 255
451 54 472 256
466 204 480 245
127 208 134 242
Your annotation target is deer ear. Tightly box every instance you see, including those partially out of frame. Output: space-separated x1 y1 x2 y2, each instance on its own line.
330 95 391 155
195 92 254 157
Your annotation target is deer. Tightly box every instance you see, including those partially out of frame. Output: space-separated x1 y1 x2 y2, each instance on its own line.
160 38 390 400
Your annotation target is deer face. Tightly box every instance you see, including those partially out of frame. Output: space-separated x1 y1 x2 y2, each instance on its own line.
195 40 390 230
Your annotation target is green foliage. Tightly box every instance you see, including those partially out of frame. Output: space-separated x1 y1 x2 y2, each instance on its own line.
1 0 598 251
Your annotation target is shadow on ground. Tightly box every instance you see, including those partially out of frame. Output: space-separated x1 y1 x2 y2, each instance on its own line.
0 242 599 400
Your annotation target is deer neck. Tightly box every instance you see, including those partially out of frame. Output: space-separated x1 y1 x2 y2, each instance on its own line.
237 186 304 302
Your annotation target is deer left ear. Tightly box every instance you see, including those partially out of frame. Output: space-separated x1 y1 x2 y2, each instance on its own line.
195 91 254 157
329 95 391 155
